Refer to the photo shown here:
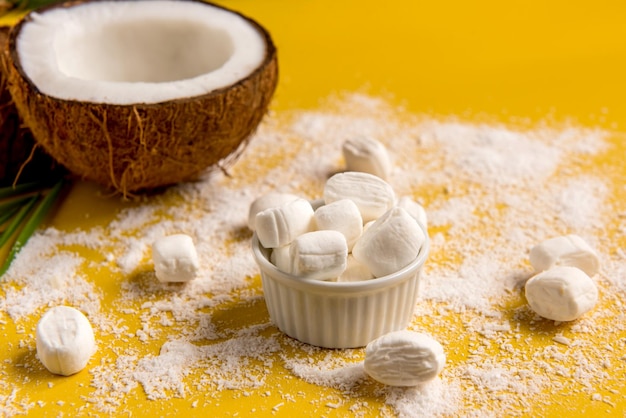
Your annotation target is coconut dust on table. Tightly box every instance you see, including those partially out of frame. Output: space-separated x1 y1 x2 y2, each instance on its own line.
1 94 625 417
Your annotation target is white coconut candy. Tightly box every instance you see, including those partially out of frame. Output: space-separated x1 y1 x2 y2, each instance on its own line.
352 207 424 277
255 198 314 248
36 306 96 376
529 234 600 277
362 220 375 233
314 199 363 251
525 265 598 322
290 230 348 280
248 192 300 231
270 245 292 274
342 135 391 180
337 255 374 282
323 171 395 223
16 0 267 105
364 330 446 387
396 196 428 228
152 234 199 282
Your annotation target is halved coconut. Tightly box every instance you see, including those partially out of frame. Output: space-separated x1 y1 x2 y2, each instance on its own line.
5 0 278 194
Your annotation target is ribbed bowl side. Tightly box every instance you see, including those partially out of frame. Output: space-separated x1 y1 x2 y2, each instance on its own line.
260 267 422 348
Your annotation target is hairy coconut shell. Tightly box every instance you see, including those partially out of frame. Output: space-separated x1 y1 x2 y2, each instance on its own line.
5 0 278 195
0 26 62 186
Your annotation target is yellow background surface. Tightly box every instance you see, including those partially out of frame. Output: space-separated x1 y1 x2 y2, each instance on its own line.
1 1 626 417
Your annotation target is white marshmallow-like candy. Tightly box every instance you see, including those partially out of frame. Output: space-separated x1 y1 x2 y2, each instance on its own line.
324 171 395 223
256 198 314 248
529 234 600 277
342 136 392 180
314 199 363 250
270 245 292 274
248 192 300 231
363 220 375 233
310 198 326 211
36 306 96 376
396 196 427 244
337 255 373 282
152 234 199 282
364 330 446 387
525 266 598 321
290 230 348 280
353 207 424 277
397 196 428 228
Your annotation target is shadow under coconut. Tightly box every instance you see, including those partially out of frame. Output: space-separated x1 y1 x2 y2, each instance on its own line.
1 26 64 187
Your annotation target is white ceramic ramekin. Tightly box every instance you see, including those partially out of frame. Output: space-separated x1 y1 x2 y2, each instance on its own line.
251 224 429 349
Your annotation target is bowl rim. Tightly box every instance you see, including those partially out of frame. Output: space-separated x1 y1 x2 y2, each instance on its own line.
251 219 430 294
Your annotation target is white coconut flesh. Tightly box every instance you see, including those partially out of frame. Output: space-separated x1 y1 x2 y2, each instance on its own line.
16 0 267 105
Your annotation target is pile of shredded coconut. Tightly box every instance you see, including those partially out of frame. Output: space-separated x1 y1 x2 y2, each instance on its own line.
1 94 625 417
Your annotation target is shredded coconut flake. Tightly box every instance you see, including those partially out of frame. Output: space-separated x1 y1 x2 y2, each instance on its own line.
1 93 625 416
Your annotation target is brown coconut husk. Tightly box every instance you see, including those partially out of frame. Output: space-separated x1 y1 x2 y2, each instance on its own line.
5 0 278 196
0 25 62 187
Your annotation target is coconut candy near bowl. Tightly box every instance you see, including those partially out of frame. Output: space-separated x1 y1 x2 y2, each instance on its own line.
251 220 430 349
4 0 278 195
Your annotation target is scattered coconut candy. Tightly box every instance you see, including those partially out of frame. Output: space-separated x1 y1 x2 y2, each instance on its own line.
252 171 427 282
5 0 278 194
342 135 392 180
524 234 600 321
364 330 446 387
36 306 96 376
525 266 599 322
529 234 600 277
152 234 199 283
